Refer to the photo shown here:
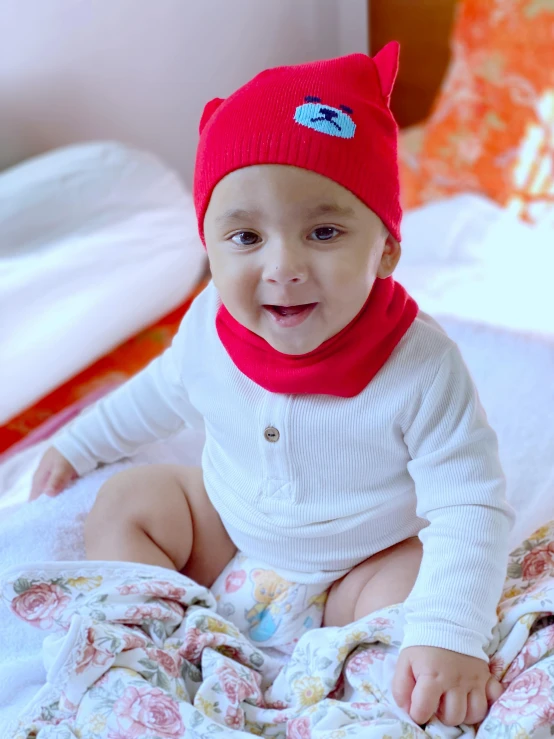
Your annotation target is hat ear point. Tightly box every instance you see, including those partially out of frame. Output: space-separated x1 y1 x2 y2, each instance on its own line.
199 97 225 135
372 41 400 103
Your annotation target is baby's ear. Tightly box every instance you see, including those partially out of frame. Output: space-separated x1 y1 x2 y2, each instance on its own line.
199 97 225 134
377 233 402 278
372 41 400 104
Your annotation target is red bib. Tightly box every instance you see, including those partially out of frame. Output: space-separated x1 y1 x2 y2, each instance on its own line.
215 277 418 397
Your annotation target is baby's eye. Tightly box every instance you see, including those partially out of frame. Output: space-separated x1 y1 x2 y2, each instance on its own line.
230 231 260 247
310 226 340 242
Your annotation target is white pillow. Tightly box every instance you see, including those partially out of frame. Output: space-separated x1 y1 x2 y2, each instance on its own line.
0 142 206 423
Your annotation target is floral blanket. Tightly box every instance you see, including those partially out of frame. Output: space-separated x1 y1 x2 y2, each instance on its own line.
2 522 554 739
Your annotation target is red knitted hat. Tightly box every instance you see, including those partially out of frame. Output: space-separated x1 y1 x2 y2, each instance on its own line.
194 42 402 242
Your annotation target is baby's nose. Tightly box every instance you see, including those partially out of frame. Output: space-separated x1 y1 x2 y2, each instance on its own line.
264 269 305 285
262 244 307 285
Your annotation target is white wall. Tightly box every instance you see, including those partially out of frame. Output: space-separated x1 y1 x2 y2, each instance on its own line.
0 0 367 186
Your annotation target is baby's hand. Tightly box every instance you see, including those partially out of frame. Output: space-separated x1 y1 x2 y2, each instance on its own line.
29 447 78 501
392 646 503 727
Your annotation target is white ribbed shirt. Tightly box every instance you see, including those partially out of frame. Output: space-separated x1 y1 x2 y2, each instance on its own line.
54 281 513 660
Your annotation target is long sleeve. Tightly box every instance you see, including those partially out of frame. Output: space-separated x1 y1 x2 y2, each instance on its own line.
402 344 514 661
53 313 201 476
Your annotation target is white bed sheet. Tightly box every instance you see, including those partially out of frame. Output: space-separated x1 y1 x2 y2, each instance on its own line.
398 194 554 338
0 142 206 423
396 194 554 535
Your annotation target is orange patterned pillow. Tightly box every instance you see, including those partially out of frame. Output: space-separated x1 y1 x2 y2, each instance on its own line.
400 0 554 223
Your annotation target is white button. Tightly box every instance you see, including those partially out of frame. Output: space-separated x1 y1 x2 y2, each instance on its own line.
264 426 280 443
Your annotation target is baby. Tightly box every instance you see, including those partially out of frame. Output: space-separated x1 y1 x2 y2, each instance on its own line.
31 43 512 727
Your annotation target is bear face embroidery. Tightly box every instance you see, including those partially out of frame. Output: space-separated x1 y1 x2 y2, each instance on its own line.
294 96 356 139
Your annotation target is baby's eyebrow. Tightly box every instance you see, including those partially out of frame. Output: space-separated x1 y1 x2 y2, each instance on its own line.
215 203 356 225
303 204 356 219
215 208 261 225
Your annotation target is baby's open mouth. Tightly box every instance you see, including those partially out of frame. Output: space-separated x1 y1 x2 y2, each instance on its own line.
263 303 318 327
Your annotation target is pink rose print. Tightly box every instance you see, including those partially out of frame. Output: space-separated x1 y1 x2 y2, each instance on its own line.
287 716 311 739
117 580 188 600
347 647 385 675
143 582 188 600
117 583 140 596
216 662 241 703
351 702 377 710
503 631 552 683
267 700 288 710
225 570 247 593
180 627 227 663
216 661 261 704
224 705 245 729
491 668 551 722
164 600 186 618
75 628 113 674
114 685 184 738
59 691 79 712
538 702 554 727
123 604 170 623
521 544 554 580
180 627 206 662
146 648 181 677
11 582 70 629
122 629 149 651
367 617 392 629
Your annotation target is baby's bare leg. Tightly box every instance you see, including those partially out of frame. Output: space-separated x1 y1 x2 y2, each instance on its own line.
324 537 423 627
84 464 236 587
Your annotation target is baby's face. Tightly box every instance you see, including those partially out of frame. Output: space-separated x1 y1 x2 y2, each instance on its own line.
204 165 400 355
